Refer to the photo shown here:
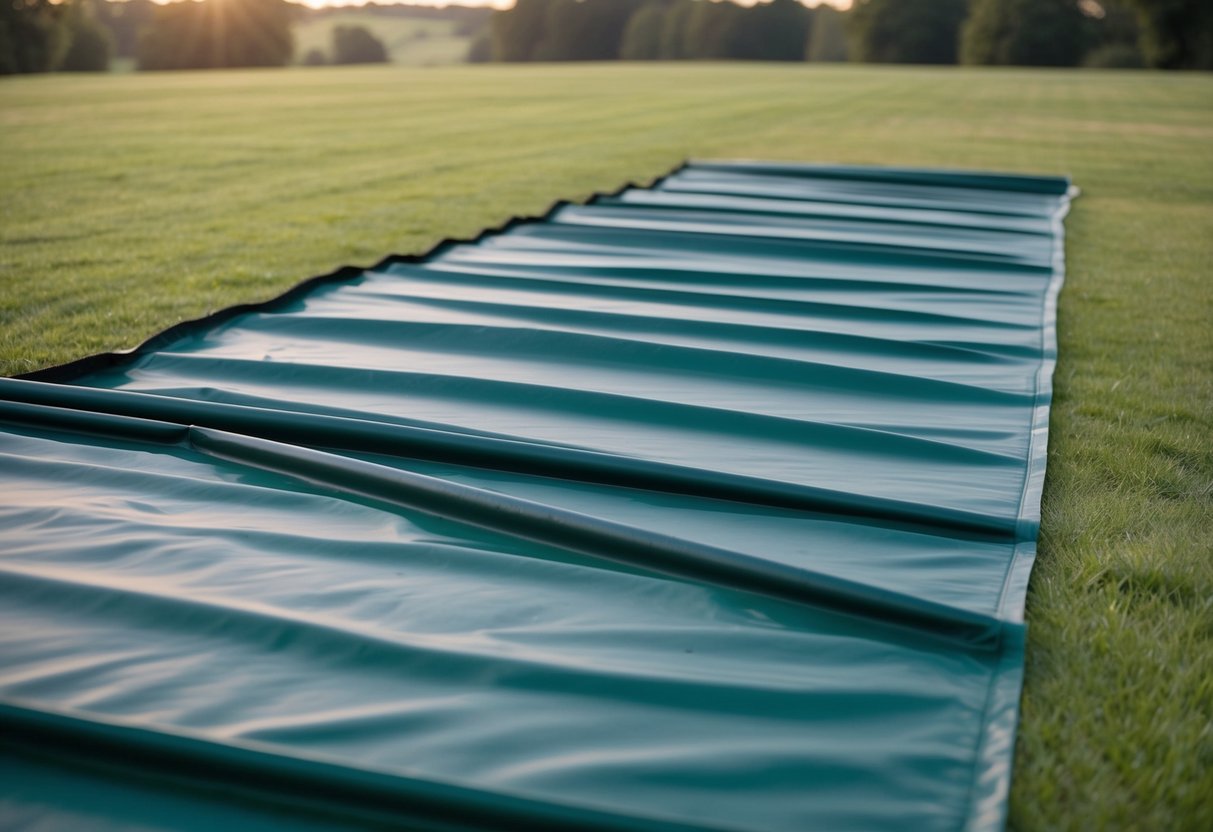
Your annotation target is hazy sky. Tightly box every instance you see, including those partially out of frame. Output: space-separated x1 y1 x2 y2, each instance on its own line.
297 1 852 9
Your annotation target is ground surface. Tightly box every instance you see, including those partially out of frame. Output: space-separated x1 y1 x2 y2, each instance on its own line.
1 64 1210 830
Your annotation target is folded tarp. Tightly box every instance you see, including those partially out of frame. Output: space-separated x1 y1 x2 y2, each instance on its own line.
0 161 1075 832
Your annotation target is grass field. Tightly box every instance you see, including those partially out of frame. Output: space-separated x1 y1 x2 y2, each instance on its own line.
292 13 473 66
1 64 1211 830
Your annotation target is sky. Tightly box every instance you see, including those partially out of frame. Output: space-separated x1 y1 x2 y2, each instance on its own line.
295 1 852 10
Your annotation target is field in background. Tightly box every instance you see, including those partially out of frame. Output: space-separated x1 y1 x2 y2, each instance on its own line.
292 13 473 66
1 64 1210 830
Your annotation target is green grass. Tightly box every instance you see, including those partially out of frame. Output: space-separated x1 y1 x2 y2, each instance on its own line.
1 64 1211 830
292 13 472 66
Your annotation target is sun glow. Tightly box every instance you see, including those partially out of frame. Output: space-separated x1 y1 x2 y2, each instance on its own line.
282 0 850 10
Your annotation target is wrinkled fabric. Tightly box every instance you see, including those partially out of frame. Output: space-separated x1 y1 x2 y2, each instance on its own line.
0 161 1074 831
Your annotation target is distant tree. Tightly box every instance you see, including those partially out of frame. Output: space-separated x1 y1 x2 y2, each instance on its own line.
93 0 155 59
683 0 745 59
480 0 851 64
332 25 388 64
453 17 486 38
139 0 295 71
1123 0 1213 69
1077 0 1144 66
533 0 644 61
60 1 113 72
1091 0 1144 47
1082 42 1145 66
0 0 68 75
806 5 848 62
848 0 968 64
467 31 493 63
491 0 552 62
302 47 327 66
961 0 1088 66
735 0 810 62
658 0 695 59
620 4 667 60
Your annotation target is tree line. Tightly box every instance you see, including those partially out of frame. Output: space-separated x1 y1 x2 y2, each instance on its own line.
482 0 1211 70
2 0 294 73
3 0 1210 75
2 0 117 73
0 0 417 74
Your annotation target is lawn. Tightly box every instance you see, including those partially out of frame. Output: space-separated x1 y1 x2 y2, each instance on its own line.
1 63 1211 830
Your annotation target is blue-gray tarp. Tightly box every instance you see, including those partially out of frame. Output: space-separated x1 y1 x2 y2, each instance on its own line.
0 161 1075 831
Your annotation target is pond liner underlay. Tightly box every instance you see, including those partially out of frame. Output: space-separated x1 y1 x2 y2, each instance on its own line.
0 161 1075 832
